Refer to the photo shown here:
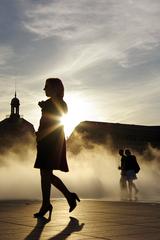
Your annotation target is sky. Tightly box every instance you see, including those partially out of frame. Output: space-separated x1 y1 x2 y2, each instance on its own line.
0 0 160 133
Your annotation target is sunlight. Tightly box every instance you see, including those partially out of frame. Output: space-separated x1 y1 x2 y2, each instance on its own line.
61 94 92 138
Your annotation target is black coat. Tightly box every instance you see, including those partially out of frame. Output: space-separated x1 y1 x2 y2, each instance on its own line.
34 98 69 172
125 155 140 173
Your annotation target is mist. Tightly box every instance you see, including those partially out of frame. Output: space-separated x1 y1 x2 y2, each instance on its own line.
0 135 160 202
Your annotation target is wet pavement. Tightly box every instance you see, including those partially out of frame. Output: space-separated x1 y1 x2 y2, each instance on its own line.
0 199 160 240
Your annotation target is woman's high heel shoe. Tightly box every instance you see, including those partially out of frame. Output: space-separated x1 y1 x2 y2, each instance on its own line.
34 204 53 219
68 193 80 212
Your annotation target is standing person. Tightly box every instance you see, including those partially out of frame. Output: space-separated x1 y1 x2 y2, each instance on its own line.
125 149 139 200
118 149 127 200
34 78 80 218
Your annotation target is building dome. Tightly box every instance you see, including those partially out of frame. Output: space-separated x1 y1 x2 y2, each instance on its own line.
11 97 20 106
10 92 20 117
11 92 20 107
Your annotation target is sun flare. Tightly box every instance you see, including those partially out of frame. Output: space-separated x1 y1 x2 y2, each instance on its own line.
61 95 92 138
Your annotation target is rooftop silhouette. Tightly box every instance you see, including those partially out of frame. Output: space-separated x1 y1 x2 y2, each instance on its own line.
68 121 160 155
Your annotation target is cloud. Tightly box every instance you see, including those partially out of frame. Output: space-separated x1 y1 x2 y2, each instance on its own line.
0 45 14 66
2 0 160 78
0 0 160 128
23 1 160 61
1 0 160 75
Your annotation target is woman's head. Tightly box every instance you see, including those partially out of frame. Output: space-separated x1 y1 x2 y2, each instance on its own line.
119 149 124 156
125 149 131 156
44 78 64 99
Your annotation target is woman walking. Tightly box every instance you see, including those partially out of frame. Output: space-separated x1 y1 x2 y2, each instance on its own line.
34 78 80 218
125 149 139 200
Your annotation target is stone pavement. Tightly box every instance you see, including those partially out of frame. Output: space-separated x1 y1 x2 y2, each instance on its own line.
0 200 160 240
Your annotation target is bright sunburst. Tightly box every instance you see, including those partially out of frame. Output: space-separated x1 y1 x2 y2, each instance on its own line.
61 94 92 138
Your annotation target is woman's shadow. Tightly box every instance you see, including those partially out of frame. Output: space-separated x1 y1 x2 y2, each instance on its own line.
25 216 84 240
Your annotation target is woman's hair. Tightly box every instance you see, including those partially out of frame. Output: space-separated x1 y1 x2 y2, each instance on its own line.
46 78 64 99
119 149 124 155
125 149 131 155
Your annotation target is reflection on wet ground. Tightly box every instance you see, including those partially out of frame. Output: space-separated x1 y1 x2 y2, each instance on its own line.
0 200 160 240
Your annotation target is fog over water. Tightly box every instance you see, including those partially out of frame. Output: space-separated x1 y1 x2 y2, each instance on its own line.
0 136 160 202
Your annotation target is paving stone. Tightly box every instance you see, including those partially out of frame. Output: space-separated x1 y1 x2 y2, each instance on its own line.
0 200 160 240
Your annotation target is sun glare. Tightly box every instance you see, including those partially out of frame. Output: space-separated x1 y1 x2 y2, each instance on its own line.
61 95 91 138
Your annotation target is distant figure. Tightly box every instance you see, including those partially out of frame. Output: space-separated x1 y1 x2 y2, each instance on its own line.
118 149 128 200
34 78 80 218
125 149 139 200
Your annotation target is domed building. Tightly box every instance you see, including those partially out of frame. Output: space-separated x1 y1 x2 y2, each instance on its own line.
0 93 35 153
10 92 20 118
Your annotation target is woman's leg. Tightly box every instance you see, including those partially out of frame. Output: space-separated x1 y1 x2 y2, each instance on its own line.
40 169 52 207
51 173 70 199
51 173 80 212
128 180 133 200
132 182 139 194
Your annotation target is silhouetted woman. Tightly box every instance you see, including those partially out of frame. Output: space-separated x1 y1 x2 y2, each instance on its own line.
34 78 80 218
125 149 139 200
